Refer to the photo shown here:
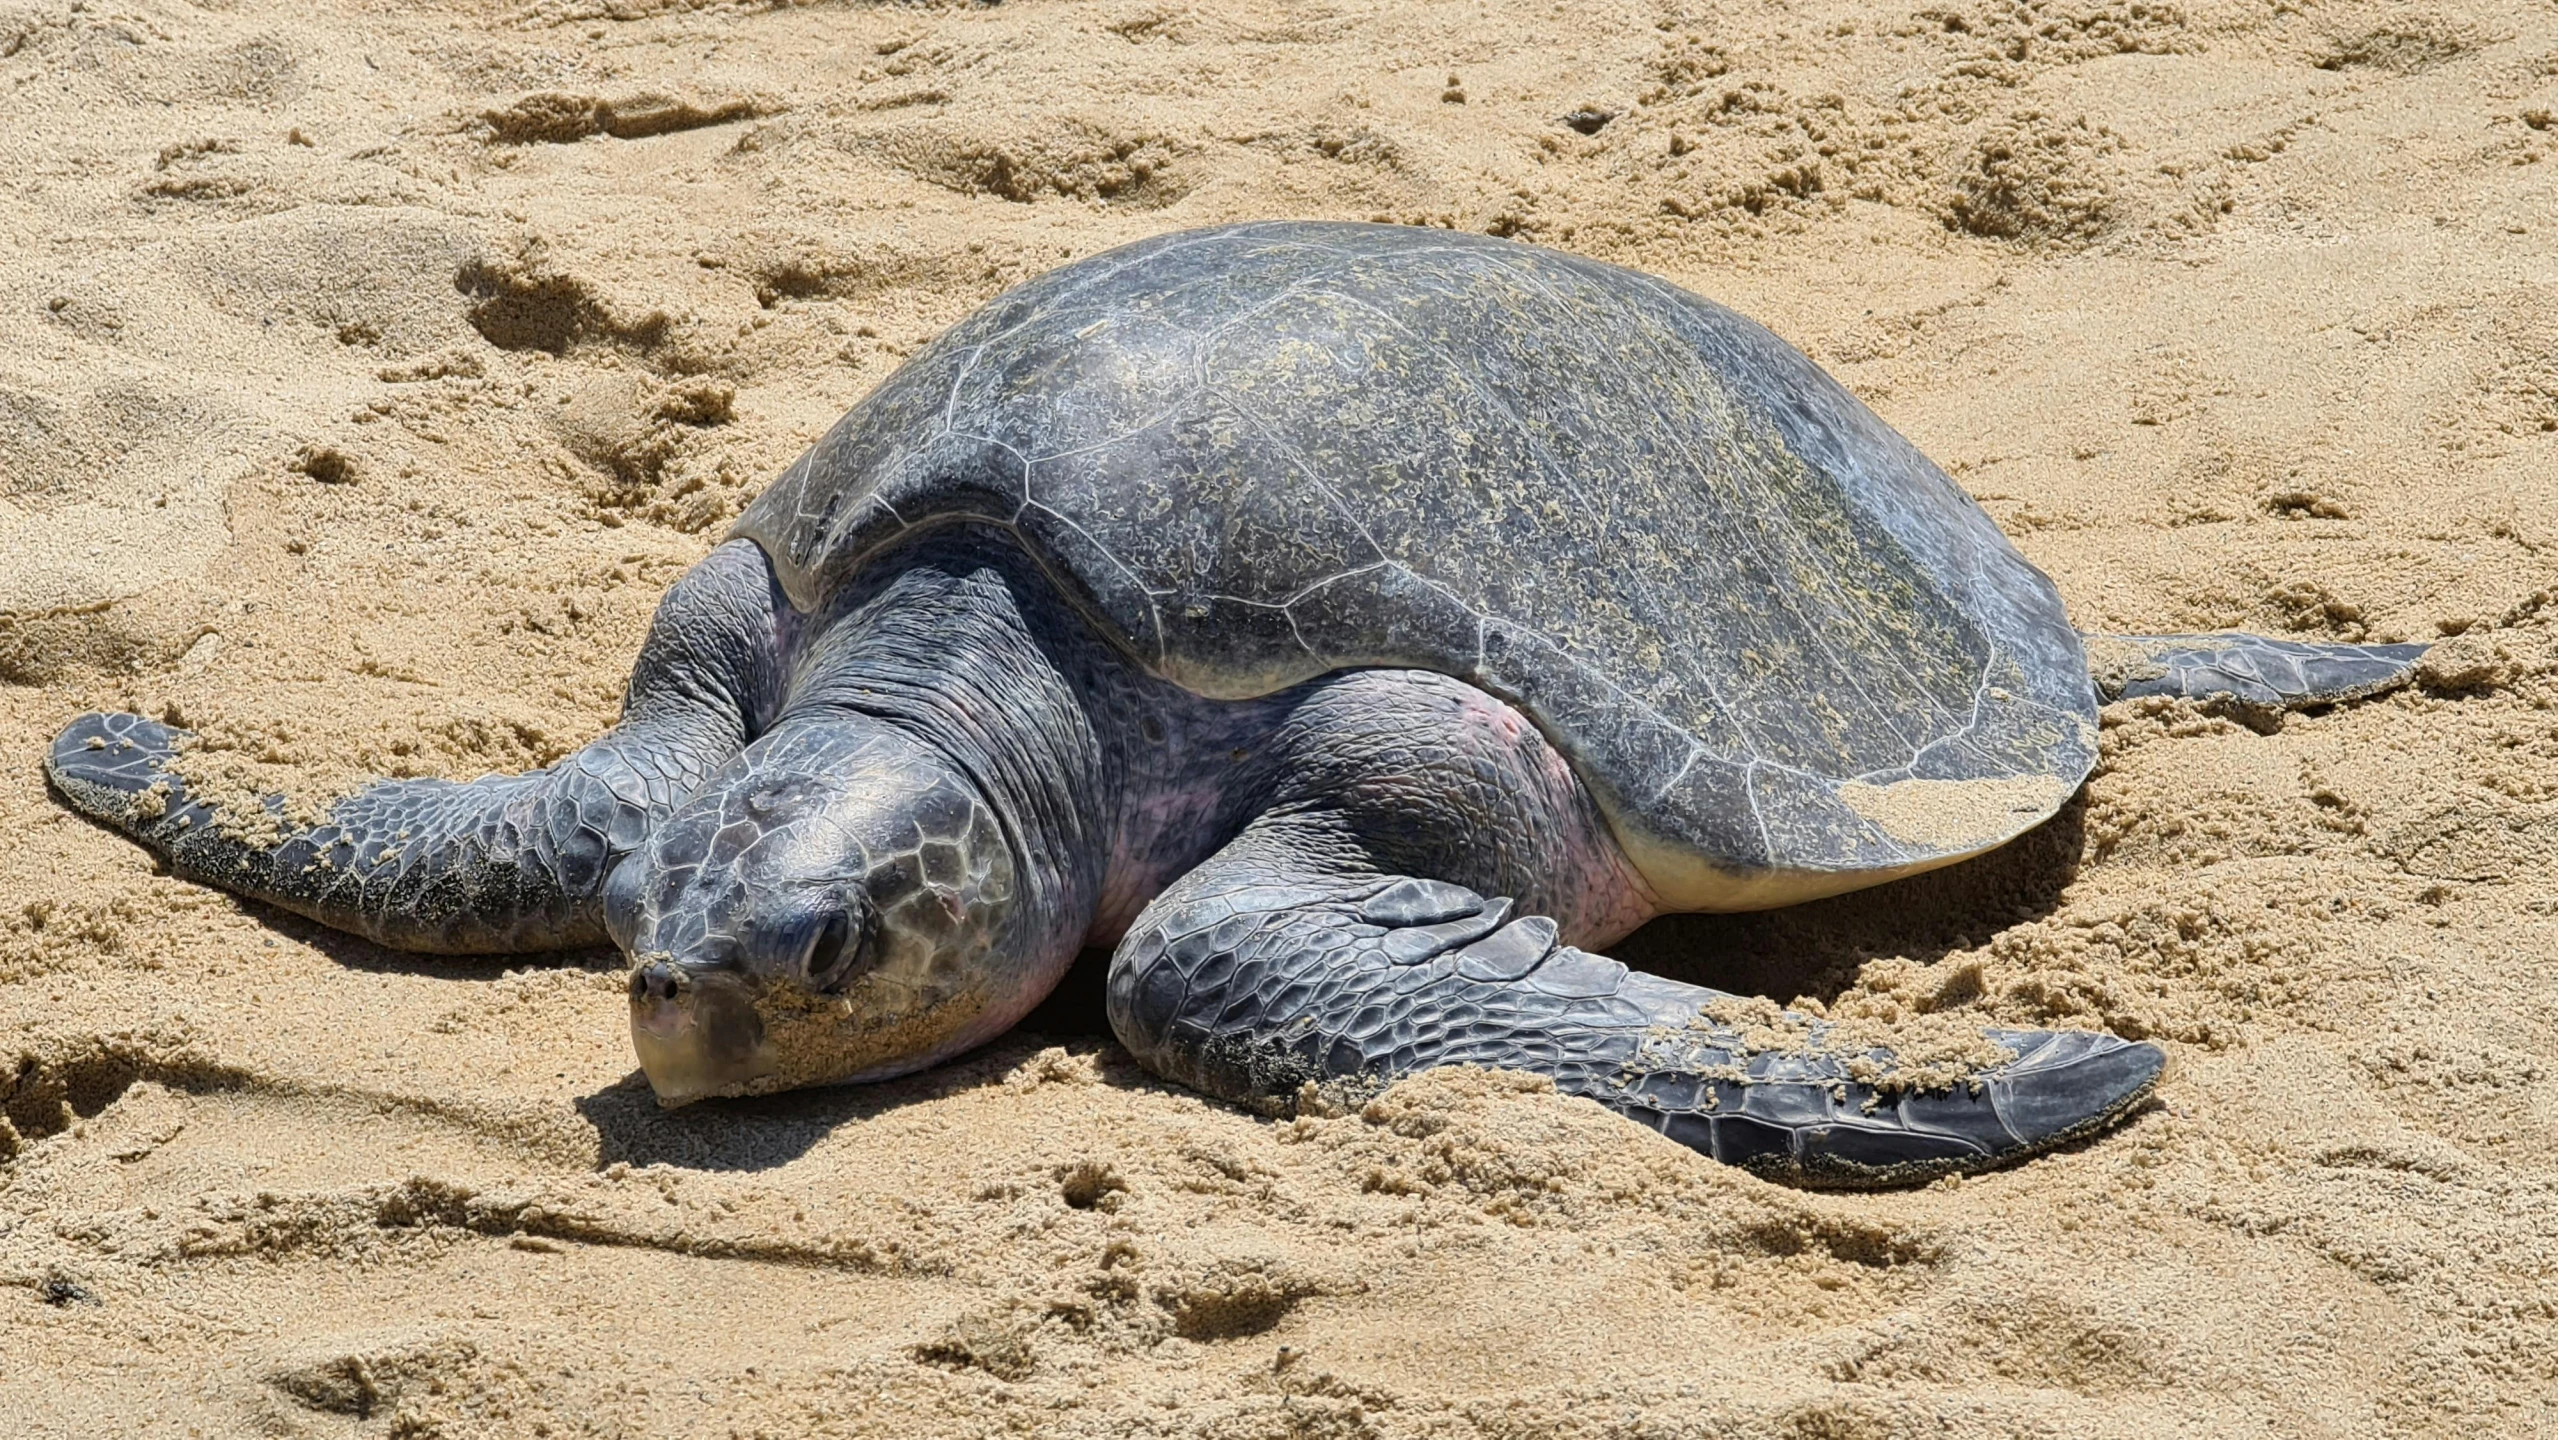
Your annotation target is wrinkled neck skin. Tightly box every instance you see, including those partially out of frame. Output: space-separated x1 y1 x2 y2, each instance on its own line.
613 530 1253 1103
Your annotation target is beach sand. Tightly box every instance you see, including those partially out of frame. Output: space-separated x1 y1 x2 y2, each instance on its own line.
3 0 2555 1434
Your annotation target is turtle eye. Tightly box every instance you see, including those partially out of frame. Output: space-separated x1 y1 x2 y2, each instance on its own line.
800 907 866 992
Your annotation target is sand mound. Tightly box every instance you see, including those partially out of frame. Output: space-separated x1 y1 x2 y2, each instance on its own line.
4 0 2556 1434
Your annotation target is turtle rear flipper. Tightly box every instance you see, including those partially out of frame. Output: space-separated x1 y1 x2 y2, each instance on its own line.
44 540 787 955
2087 633 2429 711
1107 824 2165 1190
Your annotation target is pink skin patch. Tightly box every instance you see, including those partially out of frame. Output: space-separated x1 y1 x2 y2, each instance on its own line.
1440 685 1659 946
1091 777 1232 942
1089 668 1660 952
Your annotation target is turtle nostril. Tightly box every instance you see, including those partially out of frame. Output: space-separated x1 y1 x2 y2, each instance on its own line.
801 908 862 992
631 962 689 1005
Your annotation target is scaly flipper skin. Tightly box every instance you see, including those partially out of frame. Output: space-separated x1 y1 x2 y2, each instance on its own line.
2087 633 2429 711
43 541 788 954
1107 822 2165 1189
1106 668 2165 1189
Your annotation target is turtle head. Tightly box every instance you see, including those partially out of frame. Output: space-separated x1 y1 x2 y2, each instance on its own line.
609 719 1044 1106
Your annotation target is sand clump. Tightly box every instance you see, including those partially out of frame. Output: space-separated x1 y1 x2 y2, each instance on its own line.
3 0 2558 1435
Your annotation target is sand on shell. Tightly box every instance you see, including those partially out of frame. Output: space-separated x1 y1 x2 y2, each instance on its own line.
3 0 2556 1435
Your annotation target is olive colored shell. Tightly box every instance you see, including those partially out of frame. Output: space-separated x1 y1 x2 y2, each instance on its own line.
732 223 2096 908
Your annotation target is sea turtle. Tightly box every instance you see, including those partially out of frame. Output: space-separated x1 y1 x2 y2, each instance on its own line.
44 222 2427 1187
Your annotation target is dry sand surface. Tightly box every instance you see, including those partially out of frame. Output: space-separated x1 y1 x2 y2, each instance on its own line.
3 0 2556 1434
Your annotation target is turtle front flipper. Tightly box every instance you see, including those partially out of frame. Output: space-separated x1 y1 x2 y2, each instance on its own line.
1108 825 2164 1190
43 540 788 954
2086 632 2428 711
49 713 700 954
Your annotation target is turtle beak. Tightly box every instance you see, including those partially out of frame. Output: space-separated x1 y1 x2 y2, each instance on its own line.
628 960 779 1106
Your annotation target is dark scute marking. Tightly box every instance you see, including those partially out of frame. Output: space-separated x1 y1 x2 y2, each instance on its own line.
1629 1072 1701 1111
1662 1111 1721 1159
1735 1082 1835 1128
1133 952 1189 1033
1616 1103 1668 1132
1712 1114 1797 1168
1810 1124 1985 1170
1522 946 1627 998
1360 878 1483 927
1377 905 1505 965
1886 1086 2020 1154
